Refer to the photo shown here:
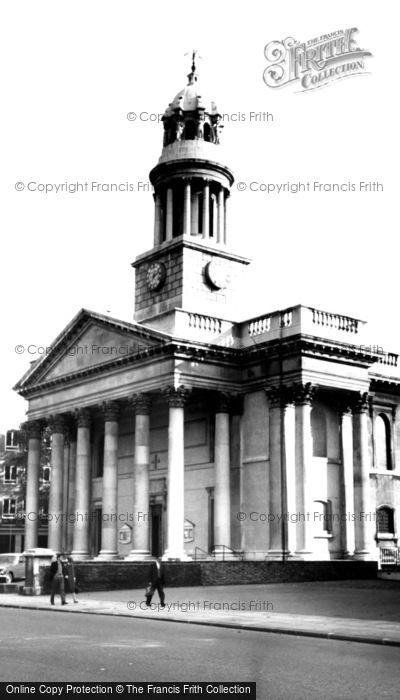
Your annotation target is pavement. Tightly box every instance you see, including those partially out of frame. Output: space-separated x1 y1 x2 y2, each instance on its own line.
1 579 400 647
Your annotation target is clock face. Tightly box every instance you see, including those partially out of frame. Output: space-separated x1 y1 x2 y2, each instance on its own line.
205 260 230 290
146 262 166 291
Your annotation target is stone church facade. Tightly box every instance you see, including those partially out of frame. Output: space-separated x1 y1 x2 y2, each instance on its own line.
14 57 400 562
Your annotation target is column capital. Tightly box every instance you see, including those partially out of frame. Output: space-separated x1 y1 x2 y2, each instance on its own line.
265 385 293 408
334 394 354 417
215 391 232 413
353 392 371 415
75 407 92 428
164 385 189 408
230 394 244 416
103 400 120 422
22 420 43 440
63 414 77 443
48 414 66 434
292 382 316 406
130 393 152 415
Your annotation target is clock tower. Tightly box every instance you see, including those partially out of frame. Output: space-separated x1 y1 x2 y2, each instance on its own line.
132 53 250 335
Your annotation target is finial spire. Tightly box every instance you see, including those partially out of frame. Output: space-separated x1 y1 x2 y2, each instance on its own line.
186 48 201 84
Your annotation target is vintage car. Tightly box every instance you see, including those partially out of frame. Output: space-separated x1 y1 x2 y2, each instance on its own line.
0 553 26 583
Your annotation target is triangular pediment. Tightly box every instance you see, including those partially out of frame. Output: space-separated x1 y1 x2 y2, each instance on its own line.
14 309 171 394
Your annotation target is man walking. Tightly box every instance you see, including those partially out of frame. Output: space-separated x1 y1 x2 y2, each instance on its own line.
49 553 67 605
65 555 79 603
145 557 165 608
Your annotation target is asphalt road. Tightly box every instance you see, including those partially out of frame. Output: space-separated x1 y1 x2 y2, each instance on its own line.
0 609 399 700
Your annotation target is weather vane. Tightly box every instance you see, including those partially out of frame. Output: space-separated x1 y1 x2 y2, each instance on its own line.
184 49 202 82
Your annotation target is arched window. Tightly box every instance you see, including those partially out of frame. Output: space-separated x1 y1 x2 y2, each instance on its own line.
311 406 327 457
204 123 211 142
183 120 196 140
375 413 392 470
377 506 395 535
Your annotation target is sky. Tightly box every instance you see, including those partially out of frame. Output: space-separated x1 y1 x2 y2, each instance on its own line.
1 0 398 433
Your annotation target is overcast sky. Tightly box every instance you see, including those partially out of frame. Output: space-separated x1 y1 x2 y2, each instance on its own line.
1 0 397 432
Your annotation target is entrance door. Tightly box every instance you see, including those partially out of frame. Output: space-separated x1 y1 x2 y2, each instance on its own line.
91 508 102 557
150 504 162 557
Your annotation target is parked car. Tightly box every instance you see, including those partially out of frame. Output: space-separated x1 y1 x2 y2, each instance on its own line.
0 553 26 583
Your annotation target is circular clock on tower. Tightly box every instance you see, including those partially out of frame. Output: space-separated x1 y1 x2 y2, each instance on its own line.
146 262 166 291
205 260 230 290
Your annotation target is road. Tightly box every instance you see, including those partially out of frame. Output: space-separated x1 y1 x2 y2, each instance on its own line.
0 609 399 699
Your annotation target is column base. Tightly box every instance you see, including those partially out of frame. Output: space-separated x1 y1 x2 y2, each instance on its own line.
22 586 42 596
95 551 120 561
343 550 356 559
353 549 375 561
266 549 290 561
162 549 192 561
71 551 91 561
125 550 152 561
294 550 315 560
213 547 239 561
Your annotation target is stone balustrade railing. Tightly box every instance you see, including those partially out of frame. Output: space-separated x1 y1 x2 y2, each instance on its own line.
241 305 364 347
173 307 400 378
310 308 359 333
377 353 399 368
188 313 222 335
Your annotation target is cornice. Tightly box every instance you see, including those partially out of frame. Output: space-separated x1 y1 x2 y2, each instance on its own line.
131 236 251 268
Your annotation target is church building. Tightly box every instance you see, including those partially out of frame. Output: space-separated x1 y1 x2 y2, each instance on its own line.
14 56 400 563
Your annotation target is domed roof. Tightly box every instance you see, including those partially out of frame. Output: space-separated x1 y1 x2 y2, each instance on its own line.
164 82 219 117
163 52 220 118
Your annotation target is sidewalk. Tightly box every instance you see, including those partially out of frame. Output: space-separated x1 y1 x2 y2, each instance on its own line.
1 580 399 647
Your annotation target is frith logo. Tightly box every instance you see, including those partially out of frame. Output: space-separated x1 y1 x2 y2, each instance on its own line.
263 28 372 92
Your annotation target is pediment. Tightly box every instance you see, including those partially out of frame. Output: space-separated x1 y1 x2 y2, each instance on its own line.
15 309 171 394
45 325 160 380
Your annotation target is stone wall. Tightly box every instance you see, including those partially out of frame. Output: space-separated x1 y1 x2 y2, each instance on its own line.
38 560 377 594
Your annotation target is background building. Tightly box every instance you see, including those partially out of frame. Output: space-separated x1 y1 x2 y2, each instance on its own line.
0 429 50 552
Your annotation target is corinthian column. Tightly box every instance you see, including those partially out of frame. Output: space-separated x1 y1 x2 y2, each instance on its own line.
339 404 355 557
128 393 152 559
98 402 120 559
294 383 316 559
62 423 71 552
48 415 65 552
214 393 231 557
23 421 43 550
72 408 91 559
266 387 286 559
66 424 77 553
353 393 374 559
163 386 190 560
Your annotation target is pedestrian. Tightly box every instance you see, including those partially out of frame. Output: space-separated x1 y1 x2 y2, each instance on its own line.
145 557 165 608
65 555 79 603
49 553 67 605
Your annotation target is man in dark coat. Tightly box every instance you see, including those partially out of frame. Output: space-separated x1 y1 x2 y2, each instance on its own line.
49 553 67 605
145 557 165 608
